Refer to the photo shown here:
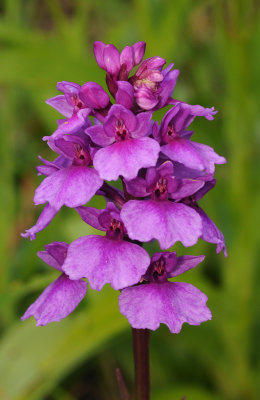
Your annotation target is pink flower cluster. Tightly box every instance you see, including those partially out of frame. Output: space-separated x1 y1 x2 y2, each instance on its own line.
22 41 226 333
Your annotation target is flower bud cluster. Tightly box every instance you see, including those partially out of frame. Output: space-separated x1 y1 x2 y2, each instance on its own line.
21 41 226 333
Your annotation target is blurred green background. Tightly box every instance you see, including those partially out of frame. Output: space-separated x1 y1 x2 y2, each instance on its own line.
0 0 260 399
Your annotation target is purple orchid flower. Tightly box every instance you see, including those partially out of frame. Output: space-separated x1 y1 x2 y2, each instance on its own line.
85 104 160 180
121 161 203 249
157 102 226 173
119 252 211 333
46 81 85 118
21 155 70 240
45 81 110 141
129 58 179 110
45 81 91 141
22 134 103 240
21 242 87 326
62 202 150 291
34 135 103 209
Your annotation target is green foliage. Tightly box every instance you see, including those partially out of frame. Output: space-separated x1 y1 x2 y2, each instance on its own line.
0 287 127 400
0 0 260 399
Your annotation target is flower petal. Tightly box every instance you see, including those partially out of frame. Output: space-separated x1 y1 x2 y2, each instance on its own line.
125 176 149 197
168 255 205 278
104 45 121 75
161 138 205 171
120 46 134 74
63 235 150 290
170 178 205 200
45 95 73 118
76 202 119 231
80 82 110 109
36 156 61 177
86 125 115 146
161 139 226 174
38 242 69 271
155 69 179 110
76 206 105 231
57 81 81 94
121 200 202 249
119 281 212 333
93 41 106 69
188 142 226 173
132 41 146 65
21 275 87 326
106 104 137 132
21 204 58 240
131 112 152 138
93 137 160 180
135 86 158 110
34 166 103 209
43 109 90 142
193 205 227 256
115 81 134 109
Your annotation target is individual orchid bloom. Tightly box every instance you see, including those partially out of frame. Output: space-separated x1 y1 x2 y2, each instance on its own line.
22 135 103 240
62 202 150 291
46 81 85 118
85 104 160 180
157 102 226 173
21 155 70 240
21 242 87 326
94 41 146 80
45 81 110 141
119 252 211 333
45 81 91 140
46 80 110 117
129 58 179 110
121 161 203 249
34 134 103 210
125 160 205 200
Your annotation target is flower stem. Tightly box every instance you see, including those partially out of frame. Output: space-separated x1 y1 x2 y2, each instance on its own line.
132 328 150 400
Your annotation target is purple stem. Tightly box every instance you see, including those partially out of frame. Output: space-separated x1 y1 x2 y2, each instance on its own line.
132 328 150 400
